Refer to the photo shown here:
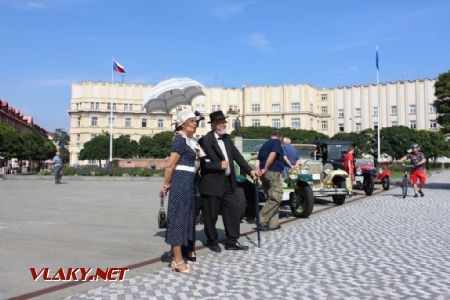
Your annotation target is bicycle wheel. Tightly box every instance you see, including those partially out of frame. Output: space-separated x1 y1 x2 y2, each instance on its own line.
401 174 408 198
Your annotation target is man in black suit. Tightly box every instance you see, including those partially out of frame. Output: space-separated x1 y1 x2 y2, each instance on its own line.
199 111 258 252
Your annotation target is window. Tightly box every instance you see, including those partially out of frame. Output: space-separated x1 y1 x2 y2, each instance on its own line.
107 103 116 111
430 120 437 129
77 117 81 127
199 120 205 128
356 123 362 132
125 118 131 128
228 105 238 113
141 119 147 128
91 117 97 127
321 120 328 131
355 108 361 117
310 103 313 112
107 117 115 127
272 104 280 112
339 123 344 132
338 109 344 118
374 122 378 130
409 105 416 114
158 119 164 128
429 104 436 113
76 134 80 145
195 104 206 112
321 106 328 114
410 120 416 129
392 121 398 127
76 103 80 110
124 103 133 111
321 94 328 101
211 105 221 112
391 105 397 115
272 119 281 128
90 102 95 110
291 118 301 128
95 102 99 110
291 102 300 111
252 119 260 127
251 104 261 112
373 107 378 117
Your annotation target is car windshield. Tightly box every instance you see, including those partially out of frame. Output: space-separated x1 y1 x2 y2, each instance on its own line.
327 144 350 160
297 149 315 159
355 158 374 167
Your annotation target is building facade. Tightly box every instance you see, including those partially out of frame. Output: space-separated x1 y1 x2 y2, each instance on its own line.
0 100 48 137
69 79 438 165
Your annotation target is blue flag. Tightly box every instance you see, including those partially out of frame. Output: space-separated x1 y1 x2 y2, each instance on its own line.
376 48 379 71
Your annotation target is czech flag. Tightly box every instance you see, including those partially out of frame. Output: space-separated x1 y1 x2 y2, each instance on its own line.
113 60 126 73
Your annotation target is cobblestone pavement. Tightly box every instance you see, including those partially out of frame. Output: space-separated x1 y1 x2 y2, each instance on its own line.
67 172 450 300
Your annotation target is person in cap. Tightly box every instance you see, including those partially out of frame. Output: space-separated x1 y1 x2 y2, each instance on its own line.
160 110 204 274
255 130 285 231
198 110 259 252
398 143 427 197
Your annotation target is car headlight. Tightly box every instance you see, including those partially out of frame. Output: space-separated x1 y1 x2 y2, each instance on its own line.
356 167 362 175
301 165 310 174
323 163 333 175
378 168 383 174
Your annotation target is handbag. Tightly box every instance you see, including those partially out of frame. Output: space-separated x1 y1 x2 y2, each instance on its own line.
158 197 167 229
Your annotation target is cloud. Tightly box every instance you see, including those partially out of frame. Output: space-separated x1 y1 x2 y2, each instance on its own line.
243 32 272 53
212 2 253 19
0 0 47 10
333 36 407 51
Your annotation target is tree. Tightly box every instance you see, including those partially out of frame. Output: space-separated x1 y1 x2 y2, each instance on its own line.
434 70 450 133
380 126 415 159
138 131 174 158
114 135 138 158
332 128 375 157
0 123 23 159
79 133 110 166
53 128 70 162
231 126 328 143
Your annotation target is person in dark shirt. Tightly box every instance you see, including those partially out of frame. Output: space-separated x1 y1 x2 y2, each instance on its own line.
256 130 285 231
398 143 427 197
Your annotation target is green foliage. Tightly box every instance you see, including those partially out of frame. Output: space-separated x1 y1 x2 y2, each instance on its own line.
138 131 174 158
232 126 328 143
79 133 110 163
53 128 70 162
0 123 24 159
434 70 450 133
332 128 375 157
114 135 138 158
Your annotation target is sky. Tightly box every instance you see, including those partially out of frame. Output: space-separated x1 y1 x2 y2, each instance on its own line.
1 0 449 132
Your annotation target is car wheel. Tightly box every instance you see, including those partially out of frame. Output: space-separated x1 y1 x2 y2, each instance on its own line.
382 176 390 190
332 178 346 205
363 175 375 195
289 182 314 218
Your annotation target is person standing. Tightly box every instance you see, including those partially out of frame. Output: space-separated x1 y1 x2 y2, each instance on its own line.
344 145 355 194
52 151 63 184
199 111 258 252
398 143 427 197
257 130 285 231
160 111 201 274
282 137 300 173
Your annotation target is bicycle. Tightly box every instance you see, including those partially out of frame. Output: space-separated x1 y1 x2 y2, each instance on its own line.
400 164 416 198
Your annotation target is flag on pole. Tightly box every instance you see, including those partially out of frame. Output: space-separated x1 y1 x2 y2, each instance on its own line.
113 60 126 73
375 47 379 71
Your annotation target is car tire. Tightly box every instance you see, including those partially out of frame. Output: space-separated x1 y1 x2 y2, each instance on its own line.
236 187 247 220
382 176 390 190
332 178 347 205
363 175 375 196
289 182 314 218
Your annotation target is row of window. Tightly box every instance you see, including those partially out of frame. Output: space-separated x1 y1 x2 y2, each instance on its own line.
250 119 328 131
87 117 165 128
75 103 137 111
338 104 436 118
338 120 438 132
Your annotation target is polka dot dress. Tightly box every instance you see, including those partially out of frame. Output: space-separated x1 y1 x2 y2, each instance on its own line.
165 135 196 246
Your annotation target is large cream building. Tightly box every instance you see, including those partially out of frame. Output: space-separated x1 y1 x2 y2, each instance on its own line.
69 79 438 165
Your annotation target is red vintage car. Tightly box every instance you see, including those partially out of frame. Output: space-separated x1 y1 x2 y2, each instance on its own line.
376 162 392 190
354 158 377 195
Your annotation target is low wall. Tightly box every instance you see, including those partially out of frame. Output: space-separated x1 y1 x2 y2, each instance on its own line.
117 159 168 169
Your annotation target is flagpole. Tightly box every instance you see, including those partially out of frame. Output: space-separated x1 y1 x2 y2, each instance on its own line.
109 59 114 167
376 46 381 163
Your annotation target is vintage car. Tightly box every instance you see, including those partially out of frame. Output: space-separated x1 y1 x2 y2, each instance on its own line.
376 161 393 190
293 144 349 205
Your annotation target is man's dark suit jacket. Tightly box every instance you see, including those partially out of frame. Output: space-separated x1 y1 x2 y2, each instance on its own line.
199 131 253 197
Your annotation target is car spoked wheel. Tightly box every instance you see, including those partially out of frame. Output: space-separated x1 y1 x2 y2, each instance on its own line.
332 178 347 205
363 176 375 196
382 176 390 190
289 183 314 218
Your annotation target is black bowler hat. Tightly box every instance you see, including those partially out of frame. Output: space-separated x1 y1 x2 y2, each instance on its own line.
208 110 228 123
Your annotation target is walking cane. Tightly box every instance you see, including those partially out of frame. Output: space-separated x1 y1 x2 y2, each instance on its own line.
254 179 261 248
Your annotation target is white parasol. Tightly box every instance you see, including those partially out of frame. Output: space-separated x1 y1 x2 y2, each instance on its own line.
142 78 205 113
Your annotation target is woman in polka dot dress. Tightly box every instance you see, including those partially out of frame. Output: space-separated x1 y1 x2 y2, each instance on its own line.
160 111 202 274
